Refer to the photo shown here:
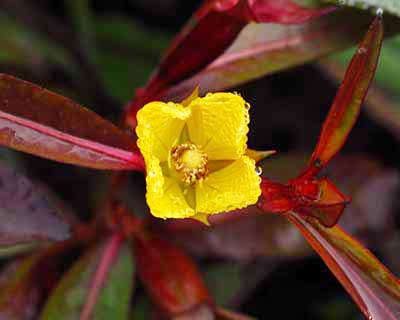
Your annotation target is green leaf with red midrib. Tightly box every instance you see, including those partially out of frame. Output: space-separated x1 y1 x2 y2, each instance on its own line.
287 211 400 320
40 234 134 320
0 74 144 171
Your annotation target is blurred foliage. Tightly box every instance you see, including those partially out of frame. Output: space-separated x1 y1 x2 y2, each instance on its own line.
0 1 399 320
325 0 400 17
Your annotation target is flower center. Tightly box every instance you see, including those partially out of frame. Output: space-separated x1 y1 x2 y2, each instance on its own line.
171 142 208 185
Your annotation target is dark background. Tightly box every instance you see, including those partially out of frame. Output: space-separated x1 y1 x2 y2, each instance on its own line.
1 1 400 319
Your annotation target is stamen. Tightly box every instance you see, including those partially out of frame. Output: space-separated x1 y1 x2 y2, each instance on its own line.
171 142 208 185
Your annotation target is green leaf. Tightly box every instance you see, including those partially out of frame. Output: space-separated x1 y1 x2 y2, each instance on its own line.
204 264 243 307
292 0 328 7
92 245 134 320
323 0 400 17
41 235 134 320
93 16 169 102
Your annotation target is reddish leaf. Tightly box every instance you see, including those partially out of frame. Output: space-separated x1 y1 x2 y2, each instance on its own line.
0 163 72 254
0 239 85 320
172 304 215 320
304 16 384 177
134 234 212 317
0 255 43 319
287 211 400 320
297 177 351 228
164 156 399 261
163 208 309 260
126 0 333 123
0 74 144 171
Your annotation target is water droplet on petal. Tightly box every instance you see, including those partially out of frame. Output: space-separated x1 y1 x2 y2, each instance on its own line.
376 7 383 17
245 102 251 110
255 166 262 176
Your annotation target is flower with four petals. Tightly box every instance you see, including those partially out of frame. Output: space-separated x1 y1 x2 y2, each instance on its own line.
136 90 261 223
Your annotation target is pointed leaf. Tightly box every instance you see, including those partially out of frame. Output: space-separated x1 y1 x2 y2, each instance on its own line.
288 211 400 320
0 163 72 255
165 156 400 261
127 0 333 117
164 11 388 102
306 16 384 176
41 234 134 320
0 74 144 170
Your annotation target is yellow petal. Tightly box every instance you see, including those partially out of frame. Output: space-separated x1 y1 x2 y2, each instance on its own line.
136 101 190 162
187 93 249 160
145 156 195 219
195 156 261 214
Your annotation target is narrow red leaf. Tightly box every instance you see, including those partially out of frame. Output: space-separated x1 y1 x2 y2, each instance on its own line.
134 234 212 317
126 0 333 124
236 0 335 24
287 211 400 320
164 12 371 102
304 16 384 177
0 74 144 171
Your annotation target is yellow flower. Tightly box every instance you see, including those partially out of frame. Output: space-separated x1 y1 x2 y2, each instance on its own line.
136 89 261 223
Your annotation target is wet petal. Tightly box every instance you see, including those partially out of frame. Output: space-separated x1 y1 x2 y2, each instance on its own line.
196 156 261 214
136 102 190 162
187 93 249 160
145 157 195 219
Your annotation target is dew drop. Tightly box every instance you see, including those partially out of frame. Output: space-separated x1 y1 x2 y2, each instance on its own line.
358 47 367 54
255 166 262 176
245 102 251 110
376 7 383 17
